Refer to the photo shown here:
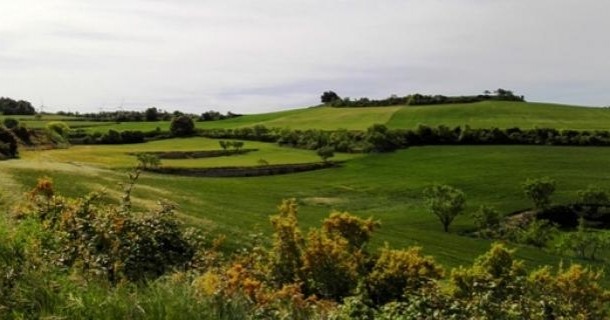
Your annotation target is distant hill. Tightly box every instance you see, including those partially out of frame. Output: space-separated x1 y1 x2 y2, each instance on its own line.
199 101 610 131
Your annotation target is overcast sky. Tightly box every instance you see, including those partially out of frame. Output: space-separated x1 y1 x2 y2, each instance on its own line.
1 0 609 114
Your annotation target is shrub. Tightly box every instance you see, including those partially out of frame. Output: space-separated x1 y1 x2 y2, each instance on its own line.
516 219 557 248
0 126 18 158
577 185 609 205
557 218 610 260
316 146 335 162
523 177 556 210
19 176 198 283
2 117 18 129
472 205 501 231
301 229 360 300
268 199 304 287
366 246 443 305
322 212 378 250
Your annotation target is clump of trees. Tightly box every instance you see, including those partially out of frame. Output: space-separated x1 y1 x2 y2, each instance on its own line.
218 140 245 153
199 110 241 121
0 97 36 115
170 116 196 137
58 108 241 123
321 89 525 108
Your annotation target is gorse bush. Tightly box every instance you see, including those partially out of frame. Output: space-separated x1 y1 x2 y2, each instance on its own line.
17 174 198 283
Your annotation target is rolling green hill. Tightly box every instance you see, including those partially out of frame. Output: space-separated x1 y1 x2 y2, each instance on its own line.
9 100 610 132
204 101 610 131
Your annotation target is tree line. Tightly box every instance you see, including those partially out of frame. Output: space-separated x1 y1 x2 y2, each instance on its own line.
57 108 241 122
320 89 525 108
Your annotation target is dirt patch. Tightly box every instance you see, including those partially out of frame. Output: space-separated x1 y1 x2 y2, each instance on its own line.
301 197 348 206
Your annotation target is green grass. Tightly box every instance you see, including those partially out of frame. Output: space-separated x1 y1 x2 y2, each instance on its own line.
4 143 610 276
200 106 403 130
19 137 361 169
386 101 610 130
6 101 610 132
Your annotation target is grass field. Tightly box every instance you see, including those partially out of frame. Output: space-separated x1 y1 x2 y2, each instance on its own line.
7 101 610 132
3 142 610 277
386 101 610 130
18 137 360 169
204 101 610 130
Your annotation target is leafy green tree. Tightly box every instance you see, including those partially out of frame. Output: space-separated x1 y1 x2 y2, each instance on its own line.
523 177 556 209
170 116 195 137
320 91 340 104
136 153 161 169
144 107 159 121
316 146 335 163
232 141 244 151
219 140 229 151
365 124 401 152
423 184 466 232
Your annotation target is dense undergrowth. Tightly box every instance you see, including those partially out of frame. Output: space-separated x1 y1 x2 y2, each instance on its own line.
0 172 608 319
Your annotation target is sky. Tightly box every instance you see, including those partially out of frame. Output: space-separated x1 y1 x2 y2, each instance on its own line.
1 0 609 114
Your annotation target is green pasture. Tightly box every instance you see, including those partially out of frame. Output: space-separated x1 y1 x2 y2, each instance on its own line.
3 143 610 276
200 106 403 130
19 137 360 169
386 101 610 130
5 101 610 132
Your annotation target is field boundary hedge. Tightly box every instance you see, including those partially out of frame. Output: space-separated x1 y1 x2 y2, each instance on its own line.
128 148 258 159
144 161 339 177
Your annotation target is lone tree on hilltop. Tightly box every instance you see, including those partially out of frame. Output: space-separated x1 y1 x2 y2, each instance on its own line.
423 184 466 232
321 91 341 104
170 115 195 137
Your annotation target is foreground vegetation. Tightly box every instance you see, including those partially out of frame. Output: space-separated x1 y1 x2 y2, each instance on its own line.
0 176 607 319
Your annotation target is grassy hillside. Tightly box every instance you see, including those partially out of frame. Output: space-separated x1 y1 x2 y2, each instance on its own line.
386 101 610 130
201 101 610 130
6 100 610 132
18 137 361 169
3 143 609 274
